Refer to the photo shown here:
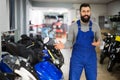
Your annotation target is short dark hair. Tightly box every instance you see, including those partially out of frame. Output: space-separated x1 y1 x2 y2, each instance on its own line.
79 3 91 11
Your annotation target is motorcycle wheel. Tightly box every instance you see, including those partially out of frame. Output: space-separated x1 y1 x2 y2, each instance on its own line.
99 52 107 64
107 59 115 72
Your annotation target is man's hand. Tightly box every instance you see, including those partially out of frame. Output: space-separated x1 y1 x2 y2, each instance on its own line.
54 41 64 50
92 40 100 47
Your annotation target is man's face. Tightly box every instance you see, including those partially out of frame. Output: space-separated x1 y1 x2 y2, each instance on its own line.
80 7 91 23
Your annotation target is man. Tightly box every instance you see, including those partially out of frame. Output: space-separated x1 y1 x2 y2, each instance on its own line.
55 3 102 80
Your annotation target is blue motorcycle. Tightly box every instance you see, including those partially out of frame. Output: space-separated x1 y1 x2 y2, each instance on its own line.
1 37 64 80
0 52 64 80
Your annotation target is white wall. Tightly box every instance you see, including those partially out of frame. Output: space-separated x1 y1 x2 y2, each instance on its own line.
107 0 120 15
0 0 10 53
26 0 32 35
0 0 10 32
71 4 107 23
32 2 107 24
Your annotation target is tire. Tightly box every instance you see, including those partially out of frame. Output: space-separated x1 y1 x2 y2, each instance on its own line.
99 52 107 64
107 59 115 72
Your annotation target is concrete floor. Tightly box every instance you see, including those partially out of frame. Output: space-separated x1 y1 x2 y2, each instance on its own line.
57 36 120 80
60 48 120 80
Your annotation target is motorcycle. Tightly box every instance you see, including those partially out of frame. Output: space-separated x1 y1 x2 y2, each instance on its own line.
36 35 64 68
107 35 120 72
99 32 115 64
0 51 64 80
0 52 38 80
1 36 64 80
17 34 64 68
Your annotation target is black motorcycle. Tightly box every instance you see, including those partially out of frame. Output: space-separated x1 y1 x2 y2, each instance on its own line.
36 35 64 68
17 34 64 69
107 36 120 72
99 32 115 64
1 34 64 80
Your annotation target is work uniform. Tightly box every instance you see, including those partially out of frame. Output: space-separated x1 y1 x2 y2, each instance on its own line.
69 20 97 80
64 20 102 80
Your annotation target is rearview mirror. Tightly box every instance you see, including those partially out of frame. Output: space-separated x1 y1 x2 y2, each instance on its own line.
43 37 49 44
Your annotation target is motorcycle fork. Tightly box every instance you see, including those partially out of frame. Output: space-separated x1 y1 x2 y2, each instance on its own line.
47 49 55 61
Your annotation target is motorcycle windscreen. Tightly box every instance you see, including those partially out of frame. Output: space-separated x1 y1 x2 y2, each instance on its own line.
34 61 63 80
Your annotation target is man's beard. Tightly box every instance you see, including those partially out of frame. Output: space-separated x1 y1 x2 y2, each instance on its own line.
81 15 90 23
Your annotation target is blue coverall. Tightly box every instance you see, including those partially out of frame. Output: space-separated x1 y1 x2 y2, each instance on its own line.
69 20 97 80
